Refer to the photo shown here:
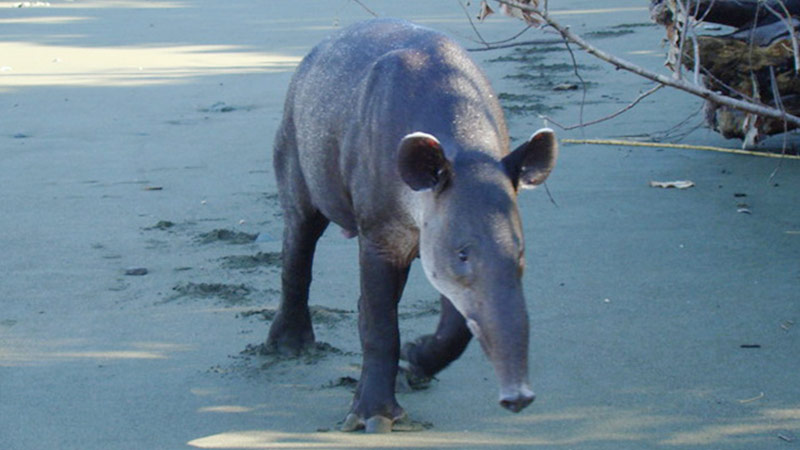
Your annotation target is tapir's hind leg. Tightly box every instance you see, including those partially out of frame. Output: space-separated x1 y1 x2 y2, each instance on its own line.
266 209 328 354
266 125 330 355
401 295 472 382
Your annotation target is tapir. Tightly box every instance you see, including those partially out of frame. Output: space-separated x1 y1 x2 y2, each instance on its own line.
266 18 557 433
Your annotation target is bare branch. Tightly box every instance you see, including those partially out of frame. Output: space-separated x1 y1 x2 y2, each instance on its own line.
494 0 800 128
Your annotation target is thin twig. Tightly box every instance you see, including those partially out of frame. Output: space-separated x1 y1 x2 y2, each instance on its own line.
461 1 541 49
351 0 378 17
690 29 701 84
542 84 664 130
675 0 693 80
768 65 789 181
649 102 705 142
459 0 489 46
562 38 587 131
543 181 558 207
467 38 563 52
486 25 533 45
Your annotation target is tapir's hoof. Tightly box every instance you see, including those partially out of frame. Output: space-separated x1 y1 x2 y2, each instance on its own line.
262 337 315 357
398 340 434 390
341 411 408 433
499 388 535 413
396 365 433 392
265 320 315 356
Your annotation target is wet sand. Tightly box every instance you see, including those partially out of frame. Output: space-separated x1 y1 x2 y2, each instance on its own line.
1 1 798 448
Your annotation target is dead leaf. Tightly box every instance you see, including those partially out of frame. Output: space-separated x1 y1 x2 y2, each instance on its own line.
477 0 494 21
496 0 543 26
738 392 764 403
649 180 695 189
778 432 796 442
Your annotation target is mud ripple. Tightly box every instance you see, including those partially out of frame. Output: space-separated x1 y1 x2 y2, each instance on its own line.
238 305 354 326
241 341 354 369
169 281 253 304
220 251 282 269
197 228 258 244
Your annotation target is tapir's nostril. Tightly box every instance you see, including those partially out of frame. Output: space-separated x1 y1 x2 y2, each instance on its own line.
499 390 535 413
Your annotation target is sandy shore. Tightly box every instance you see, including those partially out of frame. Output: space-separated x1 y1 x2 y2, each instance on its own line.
2 1 798 448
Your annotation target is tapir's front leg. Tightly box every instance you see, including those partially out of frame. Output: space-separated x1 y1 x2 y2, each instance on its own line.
402 295 472 381
342 238 410 433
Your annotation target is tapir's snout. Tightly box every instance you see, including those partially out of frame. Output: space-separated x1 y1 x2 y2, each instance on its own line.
464 286 534 414
499 384 535 413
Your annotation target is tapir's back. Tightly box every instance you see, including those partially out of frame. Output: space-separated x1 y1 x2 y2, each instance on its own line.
285 18 507 153
276 19 508 233
286 20 455 132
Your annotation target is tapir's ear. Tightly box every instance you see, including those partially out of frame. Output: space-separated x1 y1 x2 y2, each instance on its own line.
398 132 452 192
502 128 558 190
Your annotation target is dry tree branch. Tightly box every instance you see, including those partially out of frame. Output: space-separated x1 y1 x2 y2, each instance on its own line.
462 1 549 50
542 84 664 130
494 0 800 129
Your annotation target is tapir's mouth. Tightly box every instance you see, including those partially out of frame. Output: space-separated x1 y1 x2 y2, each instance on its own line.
498 384 535 413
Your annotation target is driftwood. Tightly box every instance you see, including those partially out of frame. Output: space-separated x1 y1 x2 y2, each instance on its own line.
655 0 800 28
651 0 800 145
481 1 800 150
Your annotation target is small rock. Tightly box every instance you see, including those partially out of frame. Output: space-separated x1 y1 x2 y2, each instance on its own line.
553 83 579 91
148 220 175 230
125 267 148 276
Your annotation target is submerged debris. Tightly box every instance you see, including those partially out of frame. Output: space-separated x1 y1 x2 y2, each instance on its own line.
649 180 695 189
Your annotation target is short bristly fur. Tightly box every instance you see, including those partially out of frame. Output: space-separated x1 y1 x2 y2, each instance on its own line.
268 18 557 433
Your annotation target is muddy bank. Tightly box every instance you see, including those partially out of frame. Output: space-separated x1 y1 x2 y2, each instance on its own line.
1 1 798 449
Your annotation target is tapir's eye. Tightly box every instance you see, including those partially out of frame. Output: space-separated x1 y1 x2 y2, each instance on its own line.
452 246 474 285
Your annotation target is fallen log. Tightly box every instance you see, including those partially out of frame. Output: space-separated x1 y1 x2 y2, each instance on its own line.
651 0 800 145
654 0 800 29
